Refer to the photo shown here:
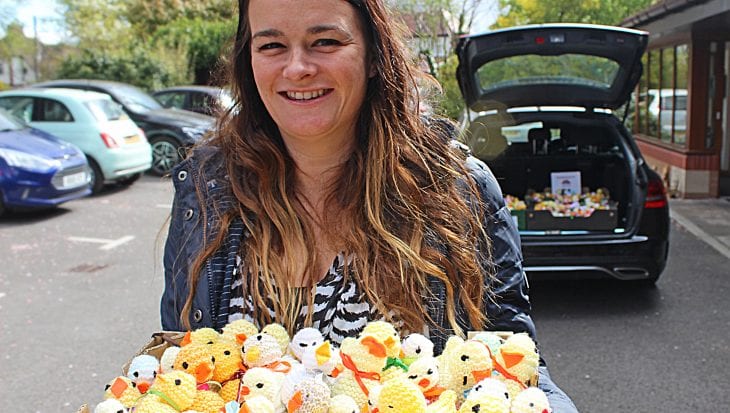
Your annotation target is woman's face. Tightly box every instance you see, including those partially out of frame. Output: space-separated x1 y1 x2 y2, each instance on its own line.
248 0 371 147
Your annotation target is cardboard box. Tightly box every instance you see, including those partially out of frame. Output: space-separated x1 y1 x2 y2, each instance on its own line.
526 208 617 231
77 331 185 413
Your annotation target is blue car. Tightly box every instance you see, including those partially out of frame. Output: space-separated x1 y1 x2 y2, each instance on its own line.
0 109 91 216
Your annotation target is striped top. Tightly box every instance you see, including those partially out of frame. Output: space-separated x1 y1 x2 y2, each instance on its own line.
228 253 380 345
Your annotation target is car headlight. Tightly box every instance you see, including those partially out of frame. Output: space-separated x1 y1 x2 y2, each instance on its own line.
0 148 61 171
181 126 208 140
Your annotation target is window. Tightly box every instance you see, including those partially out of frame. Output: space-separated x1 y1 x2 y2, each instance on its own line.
155 92 186 110
0 96 34 123
39 99 73 122
633 44 688 146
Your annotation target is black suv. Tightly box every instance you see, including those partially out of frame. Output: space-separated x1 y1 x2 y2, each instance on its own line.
33 79 215 176
456 24 670 283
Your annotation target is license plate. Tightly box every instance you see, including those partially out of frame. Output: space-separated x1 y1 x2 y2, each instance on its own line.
124 134 141 143
63 171 87 188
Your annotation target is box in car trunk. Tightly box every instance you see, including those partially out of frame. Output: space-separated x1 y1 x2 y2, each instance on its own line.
525 207 618 231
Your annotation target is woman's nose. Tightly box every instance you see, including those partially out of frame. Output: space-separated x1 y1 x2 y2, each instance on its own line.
282 48 316 80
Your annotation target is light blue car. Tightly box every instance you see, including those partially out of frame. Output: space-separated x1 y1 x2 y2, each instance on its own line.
0 88 152 193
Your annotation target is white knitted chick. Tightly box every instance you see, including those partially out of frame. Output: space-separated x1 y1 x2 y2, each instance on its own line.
94 399 128 413
290 328 325 361
401 333 435 365
510 387 551 413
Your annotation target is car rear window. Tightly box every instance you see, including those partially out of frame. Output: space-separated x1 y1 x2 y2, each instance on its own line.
85 99 127 122
477 54 620 92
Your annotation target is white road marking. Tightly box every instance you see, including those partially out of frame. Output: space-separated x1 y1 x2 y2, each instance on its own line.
67 235 135 250
670 210 730 260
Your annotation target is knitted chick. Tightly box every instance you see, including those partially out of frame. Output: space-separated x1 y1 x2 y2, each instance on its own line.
290 328 325 361
285 374 331 413
174 342 217 385
406 356 446 402
510 387 551 413
239 395 276 413
331 335 388 410
493 333 539 387
243 333 286 369
401 333 434 366
373 376 427 413
261 323 291 355
328 394 359 413
135 370 197 413
361 321 407 383
93 398 128 413
182 328 221 346
457 391 510 413
211 338 247 403
188 388 225 413
222 319 259 344
103 376 141 408
469 332 504 357
466 378 510 404
437 337 493 403
127 354 159 394
160 346 182 374
239 366 285 411
425 390 457 413
301 340 343 379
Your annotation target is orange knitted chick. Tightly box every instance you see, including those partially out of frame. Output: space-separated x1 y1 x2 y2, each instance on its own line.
182 327 221 346
189 388 225 413
211 338 247 403
174 341 216 385
103 376 141 408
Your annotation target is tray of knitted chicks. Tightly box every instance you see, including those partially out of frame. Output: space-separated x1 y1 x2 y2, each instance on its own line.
81 320 552 413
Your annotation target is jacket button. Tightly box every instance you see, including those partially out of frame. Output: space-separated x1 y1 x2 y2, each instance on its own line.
184 209 194 220
177 170 188 181
193 309 203 322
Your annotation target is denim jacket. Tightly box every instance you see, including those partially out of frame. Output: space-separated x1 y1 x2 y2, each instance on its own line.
160 146 578 412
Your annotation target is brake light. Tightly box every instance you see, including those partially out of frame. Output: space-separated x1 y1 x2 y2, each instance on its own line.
100 132 120 148
644 177 668 209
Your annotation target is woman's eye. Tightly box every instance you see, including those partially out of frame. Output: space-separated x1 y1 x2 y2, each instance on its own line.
258 42 284 51
313 38 340 47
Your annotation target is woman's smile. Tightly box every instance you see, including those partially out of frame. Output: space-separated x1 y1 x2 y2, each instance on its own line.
283 89 333 102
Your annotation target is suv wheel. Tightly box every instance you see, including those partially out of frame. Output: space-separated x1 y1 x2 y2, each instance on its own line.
150 136 182 176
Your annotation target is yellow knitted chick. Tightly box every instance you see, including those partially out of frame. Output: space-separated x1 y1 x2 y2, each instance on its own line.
425 389 458 413
285 375 332 413
373 376 427 413
103 376 141 408
188 389 225 413
261 323 291 355
437 337 493 403
239 395 276 413
493 333 539 387
510 387 551 413
331 335 388 410
221 319 259 344
457 391 510 413
406 356 446 403
239 366 284 411
136 370 197 413
211 338 246 403
174 342 217 385
182 328 221 346
362 321 406 383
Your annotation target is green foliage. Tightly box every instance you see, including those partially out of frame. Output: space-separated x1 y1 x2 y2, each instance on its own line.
56 46 190 91
433 55 465 120
0 22 35 59
125 0 236 36
59 0 132 51
152 18 236 85
493 0 654 27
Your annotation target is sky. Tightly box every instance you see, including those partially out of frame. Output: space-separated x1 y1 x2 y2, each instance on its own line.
5 0 499 45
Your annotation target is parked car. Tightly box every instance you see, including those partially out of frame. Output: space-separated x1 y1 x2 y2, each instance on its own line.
0 108 91 216
152 85 233 116
32 79 215 176
456 24 670 284
0 88 152 193
647 88 687 140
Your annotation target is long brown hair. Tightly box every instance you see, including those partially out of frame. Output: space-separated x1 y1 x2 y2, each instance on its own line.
182 0 493 337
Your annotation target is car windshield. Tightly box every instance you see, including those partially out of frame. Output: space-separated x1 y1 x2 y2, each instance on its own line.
85 99 127 122
109 84 162 114
0 108 26 131
476 53 620 92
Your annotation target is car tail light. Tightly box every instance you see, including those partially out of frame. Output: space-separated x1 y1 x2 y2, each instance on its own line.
100 132 120 148
644 177 668 209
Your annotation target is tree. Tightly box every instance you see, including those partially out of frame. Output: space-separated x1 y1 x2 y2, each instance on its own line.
59 0 132 51
124 0 236 37
0 22 36 86
493 0 653 28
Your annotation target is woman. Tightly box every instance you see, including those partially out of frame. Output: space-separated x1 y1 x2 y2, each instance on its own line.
161 0 577 410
